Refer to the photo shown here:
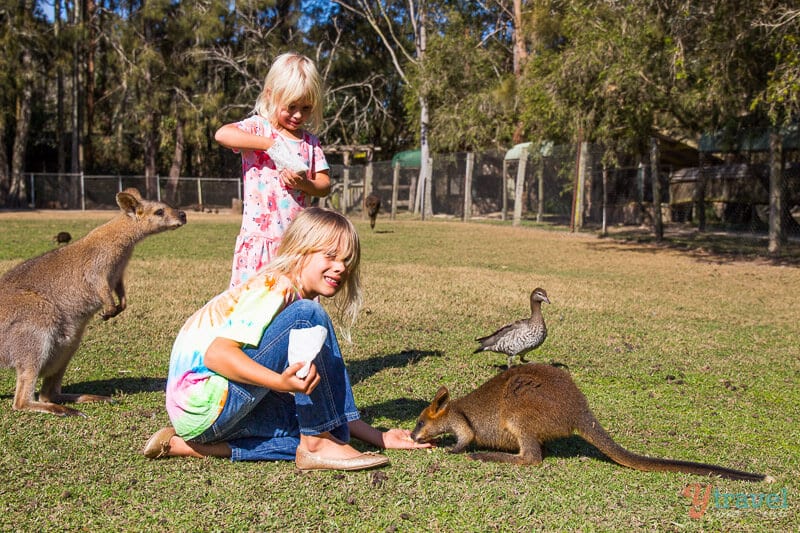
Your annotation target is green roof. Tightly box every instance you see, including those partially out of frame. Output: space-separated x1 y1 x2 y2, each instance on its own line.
699 123 799 152
391 150 421 168
504 141 554 160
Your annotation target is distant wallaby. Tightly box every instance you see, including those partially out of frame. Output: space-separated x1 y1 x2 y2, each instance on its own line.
0 189 187 416
365 193 381 231
411 364 773 482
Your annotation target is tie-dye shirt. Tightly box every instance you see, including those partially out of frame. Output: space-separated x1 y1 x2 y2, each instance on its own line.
229 116 329 289
166 273 288 439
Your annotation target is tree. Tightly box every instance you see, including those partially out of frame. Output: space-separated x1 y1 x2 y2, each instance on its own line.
334 0 436 217
0 1 49 207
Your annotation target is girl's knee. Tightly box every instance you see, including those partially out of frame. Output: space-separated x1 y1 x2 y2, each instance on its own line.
290 299 329 324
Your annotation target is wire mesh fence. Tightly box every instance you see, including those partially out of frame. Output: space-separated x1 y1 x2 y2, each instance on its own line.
20 143 800 234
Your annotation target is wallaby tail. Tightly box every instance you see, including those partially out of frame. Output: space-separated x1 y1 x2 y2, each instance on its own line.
577 414 771 482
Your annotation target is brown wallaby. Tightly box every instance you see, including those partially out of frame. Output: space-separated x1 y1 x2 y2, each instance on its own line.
365 193 381 231
411 363 773 482
0 189 186 416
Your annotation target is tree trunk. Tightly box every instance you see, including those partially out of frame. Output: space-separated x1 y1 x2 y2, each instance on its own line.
84 0 97 171
768 131 784 255
9 46 34 207
0 107 8 204
166 116 185 204
601 164 608 236
144 110 159 199
417 3 433 219
510 0 527 145
70 0 84 208
650 136 663 241
418 96 433 219
56 0 69 208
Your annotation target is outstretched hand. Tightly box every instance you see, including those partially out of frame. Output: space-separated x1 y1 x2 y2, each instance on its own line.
382 428 434 450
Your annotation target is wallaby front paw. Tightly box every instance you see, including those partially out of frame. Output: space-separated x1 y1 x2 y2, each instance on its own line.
100 305 124 320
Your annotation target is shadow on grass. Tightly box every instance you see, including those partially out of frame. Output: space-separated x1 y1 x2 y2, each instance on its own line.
589 226 800 267
544 435 615 464
358 396 433 426
347 349 443 385
0 376 166 401
62 376 167 396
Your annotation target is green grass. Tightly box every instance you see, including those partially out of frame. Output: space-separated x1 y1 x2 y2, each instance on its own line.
0 210 798 531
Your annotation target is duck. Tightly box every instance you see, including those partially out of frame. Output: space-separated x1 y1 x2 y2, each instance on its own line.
473 287 550 368
53 231 72 245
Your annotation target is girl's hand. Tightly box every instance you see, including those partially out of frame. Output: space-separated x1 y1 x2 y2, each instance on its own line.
279 168 307 190
382 428 434 450
279 362 320 395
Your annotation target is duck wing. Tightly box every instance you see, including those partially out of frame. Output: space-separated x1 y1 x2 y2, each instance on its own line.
474 319 526 354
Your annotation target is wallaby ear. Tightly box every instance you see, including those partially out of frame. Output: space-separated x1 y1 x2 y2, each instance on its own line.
116 189 142 214
121 187 143 200
431 386 450 413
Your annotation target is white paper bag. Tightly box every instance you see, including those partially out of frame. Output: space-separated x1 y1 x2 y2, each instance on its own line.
287 325 328 378
267 136 309 176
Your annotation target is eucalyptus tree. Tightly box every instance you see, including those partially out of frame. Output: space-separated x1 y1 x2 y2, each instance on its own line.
0 1 51 207
408 10 513 152
333 0 439 217
304 7 412 152
753 5 800 253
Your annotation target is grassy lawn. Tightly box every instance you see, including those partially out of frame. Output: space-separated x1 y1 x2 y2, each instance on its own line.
0 209 797 531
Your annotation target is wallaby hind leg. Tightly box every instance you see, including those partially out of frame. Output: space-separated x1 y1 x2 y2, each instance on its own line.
13 367 86 417
39 365 113 407
470 440 544 465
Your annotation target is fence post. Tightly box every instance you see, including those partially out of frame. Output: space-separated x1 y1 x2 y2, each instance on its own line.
513 147 528 226
391 163 400 220
80 172 86 211
29 173 35 208
601 165 608 236
501 160 508 221
197 178 203 207
342 153 350 214
536 157 544 223
463 152 474 222
363 161 373 219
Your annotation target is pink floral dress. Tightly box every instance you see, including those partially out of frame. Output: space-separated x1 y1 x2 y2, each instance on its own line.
229 115 329 288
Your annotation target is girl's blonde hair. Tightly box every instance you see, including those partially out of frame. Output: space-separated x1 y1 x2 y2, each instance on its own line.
265 207 362 337
254 52 323 132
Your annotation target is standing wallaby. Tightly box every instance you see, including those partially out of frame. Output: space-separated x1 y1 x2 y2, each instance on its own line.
365 193 381 231
411 364 773 482
0 189 187 416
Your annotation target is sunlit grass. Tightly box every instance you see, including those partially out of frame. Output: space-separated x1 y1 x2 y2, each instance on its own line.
0 210 798 530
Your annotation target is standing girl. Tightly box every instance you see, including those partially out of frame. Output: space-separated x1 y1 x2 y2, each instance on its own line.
143 208 430 470
215 52 331 289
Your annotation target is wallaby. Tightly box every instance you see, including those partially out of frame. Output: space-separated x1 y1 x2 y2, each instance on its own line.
0 189 187 416
411 363 773 482
365 193 381 231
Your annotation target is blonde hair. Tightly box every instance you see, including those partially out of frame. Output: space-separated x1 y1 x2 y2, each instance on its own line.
264 207 362 336
254 52 323 132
